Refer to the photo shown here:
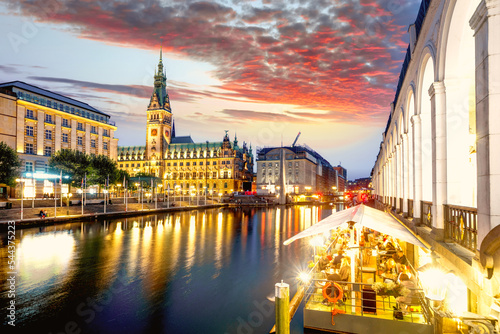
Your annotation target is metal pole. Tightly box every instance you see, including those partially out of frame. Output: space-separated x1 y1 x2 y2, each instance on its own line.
155 180 158 210
54 177 57 218
141 182 144 211
275 281 290 334
104 185 107 214
125 181 128 212
167 186 170 208
32 175 35 208
20 180 24 221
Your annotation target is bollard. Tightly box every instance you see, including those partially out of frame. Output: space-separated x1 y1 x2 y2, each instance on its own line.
275 281 290 334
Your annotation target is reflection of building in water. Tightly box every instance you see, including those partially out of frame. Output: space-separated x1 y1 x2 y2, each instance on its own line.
117 50 253 194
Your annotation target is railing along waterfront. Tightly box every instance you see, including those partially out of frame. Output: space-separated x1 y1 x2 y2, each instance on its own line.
303 278 431 325
399 198 404 214
444 204 477 251
408 199 414 219
420 201 433 227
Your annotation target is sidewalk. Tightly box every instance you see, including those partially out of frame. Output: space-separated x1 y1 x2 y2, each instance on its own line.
0 199 222 228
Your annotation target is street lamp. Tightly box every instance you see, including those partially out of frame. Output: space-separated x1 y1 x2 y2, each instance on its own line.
16 178 23 220
417 252 449 309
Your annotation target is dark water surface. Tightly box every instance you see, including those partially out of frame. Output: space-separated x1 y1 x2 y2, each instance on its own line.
1 205 337 333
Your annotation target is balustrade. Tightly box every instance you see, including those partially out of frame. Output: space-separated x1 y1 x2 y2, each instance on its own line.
444 204 477 251
420 201 432 227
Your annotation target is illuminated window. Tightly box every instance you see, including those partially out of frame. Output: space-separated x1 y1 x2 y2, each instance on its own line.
213 172 217 178
25 143 34 154
24 178 35 197
26 125 33 136
43 180 54 195
44 146 52 156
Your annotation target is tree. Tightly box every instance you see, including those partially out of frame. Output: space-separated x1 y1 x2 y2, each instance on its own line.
115 168 131 186
49 149 91 186
0 142 21 187
49 149 123 190
90 154 118 186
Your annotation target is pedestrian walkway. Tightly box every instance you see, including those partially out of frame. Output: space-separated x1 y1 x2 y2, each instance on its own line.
0 199 219 226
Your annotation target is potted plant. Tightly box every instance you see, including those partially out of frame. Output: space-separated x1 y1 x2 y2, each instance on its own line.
372 281 410 297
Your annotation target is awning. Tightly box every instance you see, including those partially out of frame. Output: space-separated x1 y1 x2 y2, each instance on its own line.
283 204 429 250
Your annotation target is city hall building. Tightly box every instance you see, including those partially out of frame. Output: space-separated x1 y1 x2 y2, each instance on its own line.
0 81 118 198
117 51 254 195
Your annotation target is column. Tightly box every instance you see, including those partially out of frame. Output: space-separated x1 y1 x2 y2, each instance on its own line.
70 119 77 150
429 82 447 235
85 123 91 154
36 110 45 156
98 127 103 155
402 133 409 214
16 106 25 154
396 143 402 211
55 115 62 152
470 0 500 246
411 115 422 221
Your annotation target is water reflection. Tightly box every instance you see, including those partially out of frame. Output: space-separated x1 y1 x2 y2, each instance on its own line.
1 205 337 333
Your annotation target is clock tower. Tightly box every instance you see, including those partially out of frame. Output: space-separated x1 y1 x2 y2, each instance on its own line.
146 48 173 177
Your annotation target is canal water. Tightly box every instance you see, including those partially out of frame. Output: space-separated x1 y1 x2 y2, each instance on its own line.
1 205 338 333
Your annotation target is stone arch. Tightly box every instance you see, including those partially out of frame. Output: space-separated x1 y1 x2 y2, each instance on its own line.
406 87 415 201
417 47 435 202
438 0 479 207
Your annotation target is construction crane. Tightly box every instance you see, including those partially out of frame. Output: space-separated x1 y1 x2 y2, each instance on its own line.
292 132 301 147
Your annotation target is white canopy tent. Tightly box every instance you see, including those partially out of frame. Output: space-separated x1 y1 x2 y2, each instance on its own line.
284 204 429 250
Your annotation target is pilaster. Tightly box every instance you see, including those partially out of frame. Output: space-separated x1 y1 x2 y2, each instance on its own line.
429 81 447 230
470 0 500 247
411 114 422 221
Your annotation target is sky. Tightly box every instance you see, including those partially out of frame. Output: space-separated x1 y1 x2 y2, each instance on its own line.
0 0 422 179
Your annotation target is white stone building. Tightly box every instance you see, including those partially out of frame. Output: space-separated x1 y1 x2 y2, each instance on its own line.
372 0 500 322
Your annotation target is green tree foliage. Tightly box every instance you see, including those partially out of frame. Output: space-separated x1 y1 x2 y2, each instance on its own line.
0 142 21 186
115 168 131 186
49 149 122 187
49 149 91 186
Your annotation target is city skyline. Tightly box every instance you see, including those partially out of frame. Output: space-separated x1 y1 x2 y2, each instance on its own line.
0 0 422 179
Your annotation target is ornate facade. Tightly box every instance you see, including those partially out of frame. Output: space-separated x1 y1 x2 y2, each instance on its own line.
118 51 254 194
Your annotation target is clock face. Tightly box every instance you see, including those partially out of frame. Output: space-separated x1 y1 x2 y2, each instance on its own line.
165 130 169 138
151 129 157 136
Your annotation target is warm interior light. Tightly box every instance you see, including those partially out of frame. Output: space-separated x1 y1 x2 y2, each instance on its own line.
298 272 311 284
